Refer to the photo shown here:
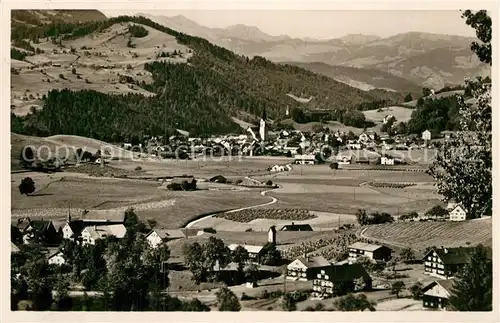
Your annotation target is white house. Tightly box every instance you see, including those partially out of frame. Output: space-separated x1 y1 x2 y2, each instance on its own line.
358 133 370 142
146 229 186 248
449 205 467 221
81 224 127 246
48 251 66 266
381 156 395 165
422 130 432 141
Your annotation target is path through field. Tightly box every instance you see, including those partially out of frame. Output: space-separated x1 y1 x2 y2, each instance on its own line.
185 185 278 228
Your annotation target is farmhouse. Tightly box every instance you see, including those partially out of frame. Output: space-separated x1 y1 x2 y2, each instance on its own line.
146 229 186 248
81 224 127 246
47 250 66 266
311 263 372 299
17 219 59 245
422 246 480 279
228 244 264 263
286 255 331 281
62 212 125 241
280 222 313 231
449 204 467 221
348 242 392 263
421 279 456 310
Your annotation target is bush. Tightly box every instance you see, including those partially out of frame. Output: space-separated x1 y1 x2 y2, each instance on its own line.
71 68 76 74
128 24 149 38
240 293 255 301
134 166 142 171
266 180 273 186
59 74 65 80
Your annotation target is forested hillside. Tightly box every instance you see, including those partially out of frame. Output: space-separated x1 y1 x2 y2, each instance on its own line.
11 14 403 139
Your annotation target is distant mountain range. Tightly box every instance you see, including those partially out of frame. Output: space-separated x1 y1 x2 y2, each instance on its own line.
141 14 490 90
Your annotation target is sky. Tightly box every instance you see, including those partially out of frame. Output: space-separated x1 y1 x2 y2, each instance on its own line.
101 10 477 39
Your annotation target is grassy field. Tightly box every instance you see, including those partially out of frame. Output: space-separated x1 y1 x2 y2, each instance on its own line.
11 22 190 115
363 106 415 124
11 172 269 229
361 217 492 251
261 166 441 216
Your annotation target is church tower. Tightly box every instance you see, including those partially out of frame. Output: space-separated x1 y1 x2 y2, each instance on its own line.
259 107 267 142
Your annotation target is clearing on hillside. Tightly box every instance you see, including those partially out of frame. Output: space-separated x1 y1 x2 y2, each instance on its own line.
363 106 414 124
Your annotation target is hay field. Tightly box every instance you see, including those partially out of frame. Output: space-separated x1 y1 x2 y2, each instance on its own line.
361 217 492 251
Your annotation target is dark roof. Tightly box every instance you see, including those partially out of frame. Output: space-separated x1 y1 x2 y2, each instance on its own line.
209 175 227 183
268 226 277 233
423 247 481 265
296 255 331 269
67 220 86 236
280 223 313 231
30 220 54 232
317 263 371 282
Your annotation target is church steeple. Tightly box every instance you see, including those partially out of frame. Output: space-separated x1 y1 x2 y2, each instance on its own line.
261 107 267 121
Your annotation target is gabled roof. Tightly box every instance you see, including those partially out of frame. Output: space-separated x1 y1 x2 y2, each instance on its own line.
422 279 456 297
423 247 480 265
65 220 86 236
348 242 390 252
30 220 54 232
280 223 313 231
146 228 186 240
82 224 127 239
295 255 331 269
318 263 371 282
228 244 263 254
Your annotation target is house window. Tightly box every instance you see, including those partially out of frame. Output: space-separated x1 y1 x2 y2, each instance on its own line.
317 274 321 278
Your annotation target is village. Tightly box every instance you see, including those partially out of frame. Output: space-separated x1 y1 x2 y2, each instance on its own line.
8 7 493 315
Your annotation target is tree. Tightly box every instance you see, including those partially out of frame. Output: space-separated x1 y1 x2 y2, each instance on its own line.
259 242 282 266
19 177 36 195
461 10 491 65
215 286 241 311
409 282 423 300
428 11 492 219
281 293 297 311
424 205 448 220
20 146 35 168
391 281 405 298
400 248 416 264
355 209 369 226
422 87 432 97
244 263 259 285
231 245 249 274
404 93 413 102
53 277 72 310
72 68 76 74
183 242 207 283
449 245 492 311
334 293 376 311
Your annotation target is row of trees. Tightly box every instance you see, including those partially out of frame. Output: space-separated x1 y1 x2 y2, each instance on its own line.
355 209 395 226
